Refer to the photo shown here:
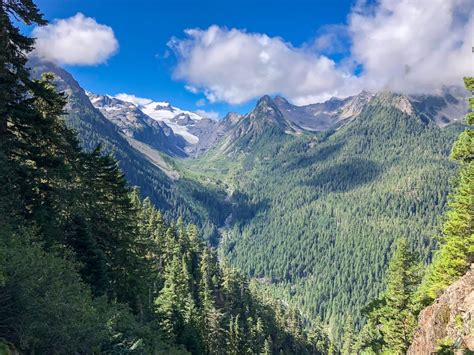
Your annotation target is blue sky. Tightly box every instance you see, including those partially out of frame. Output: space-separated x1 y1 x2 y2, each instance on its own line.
30 0 354 115
27 0 472 117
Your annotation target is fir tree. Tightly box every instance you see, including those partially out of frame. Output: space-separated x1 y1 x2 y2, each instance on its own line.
341 315 354 354
359 238 422 354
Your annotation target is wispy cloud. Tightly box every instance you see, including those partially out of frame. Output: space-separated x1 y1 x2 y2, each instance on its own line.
195 109 219 120
114 93 152 106
195 98 206 107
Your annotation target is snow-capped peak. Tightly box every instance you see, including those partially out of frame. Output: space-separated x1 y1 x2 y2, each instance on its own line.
110 94 204 144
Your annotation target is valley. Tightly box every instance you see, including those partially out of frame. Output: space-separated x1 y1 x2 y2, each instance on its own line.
33 59 468 341
2 1 473 353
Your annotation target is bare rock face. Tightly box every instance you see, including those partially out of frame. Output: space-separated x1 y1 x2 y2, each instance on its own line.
408 264 474 354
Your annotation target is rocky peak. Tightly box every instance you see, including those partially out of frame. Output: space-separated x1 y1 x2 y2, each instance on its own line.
151 102 174 112
86 90 187 156
172 113 195 126
250 95 287 127
338 91 374 119
255 95 277 109
273 95 290 106
86 92 135 111
373 91 415 115
222 112 243 125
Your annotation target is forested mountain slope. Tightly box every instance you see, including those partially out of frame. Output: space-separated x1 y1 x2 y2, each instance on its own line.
28 59 231 241
182 94 466 340
27 27 468 349
355 78 473 354
0 3 328 353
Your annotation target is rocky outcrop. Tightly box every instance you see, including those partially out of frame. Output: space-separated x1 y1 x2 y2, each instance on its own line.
408 264 474 354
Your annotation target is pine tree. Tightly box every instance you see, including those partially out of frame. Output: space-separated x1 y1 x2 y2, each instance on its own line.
263 336 273 355
202 306 225 354
252 316 266 353
360 238 422 354
155 255 182 343
199 247 225 353
0 0 46 137
227 314 244 354
308 325 331 354
64 214 108 296
341 315 354 354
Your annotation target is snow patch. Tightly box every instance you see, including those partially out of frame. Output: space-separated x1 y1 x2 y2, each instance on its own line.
113 94 205 144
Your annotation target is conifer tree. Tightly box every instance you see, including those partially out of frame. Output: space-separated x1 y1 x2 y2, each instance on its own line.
359 238 421 354
262 337 272 355
341 315 354 354
0 0 45 136
252 316 266 353
227 314 244 354
155 255 183 343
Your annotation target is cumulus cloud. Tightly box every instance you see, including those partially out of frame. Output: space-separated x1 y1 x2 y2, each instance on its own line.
349 0 473 94
114 93 152 106
168 0 473 105
168 26 359 105
32 13 118 65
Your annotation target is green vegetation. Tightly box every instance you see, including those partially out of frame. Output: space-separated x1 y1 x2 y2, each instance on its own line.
0 2 328 353
416 77 474 305
29 59 231 244
354 78 473 353
355 239 422 354
1 0 471 352
186 96 462 341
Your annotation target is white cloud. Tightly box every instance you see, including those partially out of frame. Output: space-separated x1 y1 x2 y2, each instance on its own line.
195 109 219 120
185 85 200 94
168 25 359 105
32 13 118 65
114 93 152 106
169 0 473 105
349 0 474 94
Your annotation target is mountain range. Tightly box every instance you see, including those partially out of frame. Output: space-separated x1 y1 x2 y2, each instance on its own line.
30 57 469 340
86 82 467 159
